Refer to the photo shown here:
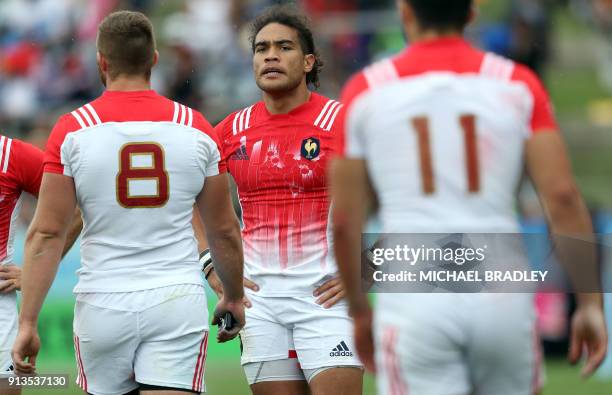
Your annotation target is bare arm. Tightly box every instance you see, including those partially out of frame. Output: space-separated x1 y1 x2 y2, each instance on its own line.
193 203 258 305
62 207 83 257
526 132 601 304
0 205 81 295
196 173 244 302
20 173 77 326
12 173 77 373
192 206 208 252
329 158 374 316
329 157 377 371
526 131 607 376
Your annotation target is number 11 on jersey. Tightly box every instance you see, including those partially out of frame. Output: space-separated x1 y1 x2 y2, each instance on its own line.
412 114 480 195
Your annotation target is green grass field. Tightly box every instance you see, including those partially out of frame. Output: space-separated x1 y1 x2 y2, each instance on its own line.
21 356 612 394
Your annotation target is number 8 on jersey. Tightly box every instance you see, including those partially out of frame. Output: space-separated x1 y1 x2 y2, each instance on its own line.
116 142 169 208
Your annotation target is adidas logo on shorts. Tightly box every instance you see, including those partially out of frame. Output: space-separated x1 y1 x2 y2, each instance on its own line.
330 341 353 357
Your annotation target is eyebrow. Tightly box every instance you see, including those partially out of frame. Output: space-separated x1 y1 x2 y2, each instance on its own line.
254 39 296 47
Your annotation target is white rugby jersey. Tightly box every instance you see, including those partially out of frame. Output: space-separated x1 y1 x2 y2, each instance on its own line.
339 38 559 233
44 90 225 293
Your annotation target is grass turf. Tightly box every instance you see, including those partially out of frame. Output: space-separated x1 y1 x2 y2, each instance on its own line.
20 359 612 395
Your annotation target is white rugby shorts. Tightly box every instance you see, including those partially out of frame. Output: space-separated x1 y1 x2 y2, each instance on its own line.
73 284 209 394
375 293 543 395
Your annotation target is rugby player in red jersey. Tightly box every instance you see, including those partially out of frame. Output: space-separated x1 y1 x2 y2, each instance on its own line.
207 6 363 395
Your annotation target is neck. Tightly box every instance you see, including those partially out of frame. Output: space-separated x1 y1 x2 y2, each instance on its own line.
262 81 311 115
408 29 463 44
106 75 151 92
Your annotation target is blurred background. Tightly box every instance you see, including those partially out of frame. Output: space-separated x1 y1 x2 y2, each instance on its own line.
1 0 611 394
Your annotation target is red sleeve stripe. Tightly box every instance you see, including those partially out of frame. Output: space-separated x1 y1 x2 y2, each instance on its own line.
314 99 337 127
172 102 194 127
71 104 102 129
244 105 253 129
78 107 95 127
480 53 515 81
323 103 343 131
364 59 399 88
232 105 254 135
71 110 87 129
0 137 11 173
172 102 180 123
179 104 187 125
187 106 193 127
85 104 102 125
0 136 5 172
2 138 11 173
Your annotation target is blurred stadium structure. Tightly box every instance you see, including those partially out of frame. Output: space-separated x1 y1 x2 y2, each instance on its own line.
1 0 612 394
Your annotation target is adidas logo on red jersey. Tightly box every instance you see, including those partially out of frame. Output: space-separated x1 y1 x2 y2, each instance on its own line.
230 145 249 160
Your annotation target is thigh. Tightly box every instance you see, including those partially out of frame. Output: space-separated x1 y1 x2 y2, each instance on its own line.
0 293 17 374
242 358 308 392
73 301 140 395
468 294 540 395
374 295 471 395
135 292 209 393
241 295 294 365
291 297 362 371
308 367 363 395
250 379 309 395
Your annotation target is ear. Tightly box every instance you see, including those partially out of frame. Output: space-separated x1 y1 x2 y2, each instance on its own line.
467 5 477 26
396 0 414 27
152 50 159 67
397 0 420 40
304 54 315 74
97 52 108 72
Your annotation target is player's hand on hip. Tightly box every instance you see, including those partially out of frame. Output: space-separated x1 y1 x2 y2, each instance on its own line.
206 269 225 299
212 297 245 343
353 307 376 373
568 303 608 378
207 270 256 308
11 325 40 375
0 264 21 293
314 276 346 308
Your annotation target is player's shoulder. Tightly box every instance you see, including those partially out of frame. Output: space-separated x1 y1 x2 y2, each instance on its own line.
0 135 43 181
340 56 402 108
6 136 42 157
310 93 343 132
215 102 260 138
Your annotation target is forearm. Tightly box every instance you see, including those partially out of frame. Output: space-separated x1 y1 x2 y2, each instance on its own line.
546 195 601 307
333 211 369 315
192 207 209 252
208 224 244 300
20 229 65 326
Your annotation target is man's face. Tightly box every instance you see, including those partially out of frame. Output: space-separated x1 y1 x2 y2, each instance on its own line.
253 23 313 94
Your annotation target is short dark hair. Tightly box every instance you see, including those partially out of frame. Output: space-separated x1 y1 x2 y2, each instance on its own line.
249 6 323 89
405 0 473 32
97 11 156 80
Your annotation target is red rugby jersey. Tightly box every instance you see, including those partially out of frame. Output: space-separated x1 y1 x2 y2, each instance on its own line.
0 136 43 263
215 92 343 296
